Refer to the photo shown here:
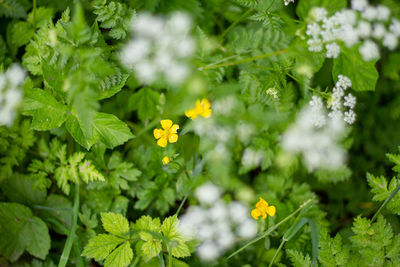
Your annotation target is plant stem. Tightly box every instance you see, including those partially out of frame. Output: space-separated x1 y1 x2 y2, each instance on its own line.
33 0 37 26
58 183 80 267
199 49 287 71
158 253 165 267
371 183 400 222
227 198 314 259
269 238 287 267
220 8 253 41
167 248 172 267
175 194 188 216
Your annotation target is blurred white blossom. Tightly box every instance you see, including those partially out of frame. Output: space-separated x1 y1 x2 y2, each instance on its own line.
121 12 195 86
0 64 26 126
179 183 257 261
305 1 400 61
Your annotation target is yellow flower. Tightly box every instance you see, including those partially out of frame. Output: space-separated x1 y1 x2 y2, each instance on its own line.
251 197 276 220
162 156 170 165
185 98 212 120
153 120 179 148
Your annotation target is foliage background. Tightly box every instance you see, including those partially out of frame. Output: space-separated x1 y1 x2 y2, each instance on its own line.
1 0 400 266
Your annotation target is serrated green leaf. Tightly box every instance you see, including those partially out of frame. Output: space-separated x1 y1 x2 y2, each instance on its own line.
22 88 69 130
82 234 125 261
101 212 130 236
104 241 133 267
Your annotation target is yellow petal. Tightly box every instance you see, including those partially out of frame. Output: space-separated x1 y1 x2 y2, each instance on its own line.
162 156 170 165
161 119 173 130
185 109 194 118
153 129 162 139
201 98 211 109
168 133 178 143
201 108 212 118
251 209 261 220
170 124 179 133
256 197 269 209
261 212 267 219
266 206 276 217
157 138 167 147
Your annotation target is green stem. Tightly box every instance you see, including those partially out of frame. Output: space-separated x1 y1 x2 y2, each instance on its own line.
227 198 315 259
371 183 400 222
220 8 253 41
167 247 172 267
158 253 165 267
32 0 36 26
58 183 80 267
268 238 287 267
175 194 188 216
199 49 287 70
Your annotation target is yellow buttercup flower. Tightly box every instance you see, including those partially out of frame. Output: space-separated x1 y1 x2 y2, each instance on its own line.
251 197 276 220
162 156 170 165
185 98 212 120
153 120 179 148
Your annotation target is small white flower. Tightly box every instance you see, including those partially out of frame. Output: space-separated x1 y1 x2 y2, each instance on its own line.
337 75 352 90
362 6 378 21
359 40 380 61
390 19 400 37
307 38 323 52
311 7 328 22
344 110 356 124
6 64 26 86
283 0 295 6
131 13 164 38
166 12 192 35
352 0 368 11
306 23 322 38
383 33 398 50
197 242 220 261
357 21 372 38
375 5 390 21
326 42 341 58
237 220 257 239
372 23 386 39
344 93 357 109
195 183 221 205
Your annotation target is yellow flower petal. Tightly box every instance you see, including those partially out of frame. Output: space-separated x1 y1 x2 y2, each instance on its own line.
201 108 212 118
168 133 178 143
266 206 276 217
157 138 168 147
201 98 211 109
162 156 170 165
153 129 162 139
185 109 194 118
251 209 262 220
170 124 179 133
261 211 267 219
161 119 173 130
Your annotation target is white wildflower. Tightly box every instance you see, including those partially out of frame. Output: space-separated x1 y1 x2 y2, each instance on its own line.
344 93 357 109
362 6 377 21
195 183 221 205
376 5 390 21
283 0 295 6
352 0 368 11
383 33 398 50
344 110 356 124
337 75 352 90
359 40 380 61
326 42 341 58
372 23 386 39
121 12 195 86
389 19 400 37
310 7 328 22
357 21 372 38
307 38 323 52
241 148 263 168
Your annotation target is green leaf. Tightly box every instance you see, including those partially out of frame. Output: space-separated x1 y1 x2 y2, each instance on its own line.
65 115 96 150
333 47 378 91
161 216 190 258
101 212 130 236
92 112 134 149
128 88 159 121
6 21 34 55
287 249 312 267
104 241 133 267
0 203 50 261
78 160 105 183
82 234 125 261
22 88 69 130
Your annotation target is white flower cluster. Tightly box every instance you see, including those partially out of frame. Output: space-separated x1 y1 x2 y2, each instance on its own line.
120 12 195 86
179 183 257 261
283 0 295 6
306 0 400 61
310 75 356 127
281 106 346 170
0 64 25 126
